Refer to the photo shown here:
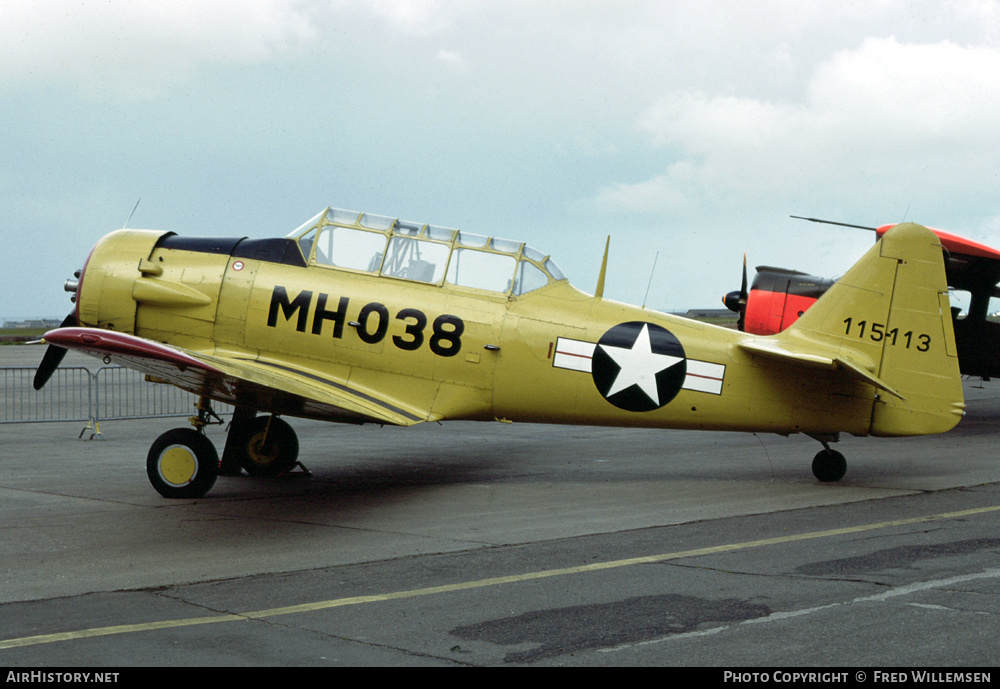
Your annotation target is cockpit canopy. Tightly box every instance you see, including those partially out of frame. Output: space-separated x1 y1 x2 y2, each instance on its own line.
287 207 567 296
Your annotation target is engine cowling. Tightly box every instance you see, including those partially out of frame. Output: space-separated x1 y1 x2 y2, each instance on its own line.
742 267 834 335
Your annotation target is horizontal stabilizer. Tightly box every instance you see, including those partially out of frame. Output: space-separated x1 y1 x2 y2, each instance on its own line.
738 339 904 400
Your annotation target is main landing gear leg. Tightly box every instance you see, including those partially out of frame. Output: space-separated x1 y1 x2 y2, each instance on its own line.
220 407 256 476
222 410 302 478
146 396 222 499
808 433 847 483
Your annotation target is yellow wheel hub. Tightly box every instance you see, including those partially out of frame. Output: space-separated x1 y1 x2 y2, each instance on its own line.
158 445 198 486
248 433 277 466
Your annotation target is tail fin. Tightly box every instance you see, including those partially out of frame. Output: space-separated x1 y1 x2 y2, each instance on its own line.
779 223 964 436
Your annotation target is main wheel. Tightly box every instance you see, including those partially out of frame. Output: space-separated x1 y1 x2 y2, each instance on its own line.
812 448 847 482
147 428 219 498
241 415 299 477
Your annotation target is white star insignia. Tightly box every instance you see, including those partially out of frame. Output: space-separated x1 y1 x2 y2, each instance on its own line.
598 324 684 405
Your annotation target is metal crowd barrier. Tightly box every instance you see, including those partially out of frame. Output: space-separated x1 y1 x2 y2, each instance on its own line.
1 366 231 437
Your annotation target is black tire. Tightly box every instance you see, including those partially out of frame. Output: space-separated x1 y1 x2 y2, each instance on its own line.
241 415 299 477
147 428 219 498
812 449 847 483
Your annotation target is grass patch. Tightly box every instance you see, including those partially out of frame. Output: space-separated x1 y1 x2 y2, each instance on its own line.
0 327 47 343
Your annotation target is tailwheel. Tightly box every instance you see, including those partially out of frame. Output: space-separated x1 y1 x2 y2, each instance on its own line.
147 428 219 498
241 415 299 477
811 448 847 483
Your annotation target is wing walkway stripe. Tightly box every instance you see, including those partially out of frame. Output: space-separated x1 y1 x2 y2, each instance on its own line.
3 504 999 650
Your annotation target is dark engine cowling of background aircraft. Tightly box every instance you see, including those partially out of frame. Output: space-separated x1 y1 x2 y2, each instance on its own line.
725 267 834 336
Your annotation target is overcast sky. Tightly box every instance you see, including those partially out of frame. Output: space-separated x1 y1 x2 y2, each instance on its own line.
5 0 1000 321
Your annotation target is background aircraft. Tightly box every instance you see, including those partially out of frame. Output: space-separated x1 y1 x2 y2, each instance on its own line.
36 208 964 498
724 217 1000 379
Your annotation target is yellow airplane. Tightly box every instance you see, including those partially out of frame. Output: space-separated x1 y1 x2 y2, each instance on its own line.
35 207 965 498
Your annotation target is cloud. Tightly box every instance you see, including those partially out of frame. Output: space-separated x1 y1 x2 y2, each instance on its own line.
594 37 1000 219
434 49 471 74
363 0 485 35
593 168 697 216
0 0 318 97
10 1 1000 316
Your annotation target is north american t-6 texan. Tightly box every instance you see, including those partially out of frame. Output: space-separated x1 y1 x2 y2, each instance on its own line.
35 206 965 498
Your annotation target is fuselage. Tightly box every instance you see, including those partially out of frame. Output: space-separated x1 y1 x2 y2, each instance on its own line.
72 208 880 438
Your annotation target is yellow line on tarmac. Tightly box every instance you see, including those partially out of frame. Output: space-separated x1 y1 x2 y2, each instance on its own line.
3 503 999 650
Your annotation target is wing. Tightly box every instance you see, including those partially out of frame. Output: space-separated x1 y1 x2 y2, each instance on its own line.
40 327 432 426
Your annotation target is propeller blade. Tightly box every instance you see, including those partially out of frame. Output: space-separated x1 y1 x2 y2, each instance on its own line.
738 254 748 331
740 253 748 299
721 255 749 331
33 313 77 391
